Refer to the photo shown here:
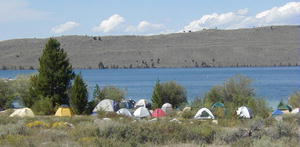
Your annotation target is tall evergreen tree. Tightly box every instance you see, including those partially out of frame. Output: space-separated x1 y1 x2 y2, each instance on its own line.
152 80 163 108
70 74 88 114
31 38 74 107
93 84 101 102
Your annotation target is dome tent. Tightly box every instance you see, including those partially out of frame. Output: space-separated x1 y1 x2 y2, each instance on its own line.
161 103 172 113
152 108 167 117
117 108 133 117
9 108 35 117
93 99 118 112
55 105 74 117
194 108 215 119
236 106 254 119
212 102 225 109
133 107 151 118
278 105 292 113
135 99 148 108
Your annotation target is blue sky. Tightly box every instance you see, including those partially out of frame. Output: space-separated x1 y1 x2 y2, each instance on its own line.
0 0 299 40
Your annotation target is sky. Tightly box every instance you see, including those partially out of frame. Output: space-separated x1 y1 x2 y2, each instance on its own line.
0 0 299 40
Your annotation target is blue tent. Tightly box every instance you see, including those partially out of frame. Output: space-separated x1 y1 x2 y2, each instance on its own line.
272 109 283 116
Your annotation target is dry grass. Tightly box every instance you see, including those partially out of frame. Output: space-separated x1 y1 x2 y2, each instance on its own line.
0 113 299 147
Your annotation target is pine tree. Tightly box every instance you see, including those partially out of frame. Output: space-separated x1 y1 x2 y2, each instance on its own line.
93 84 101 102
70 74 88 114
152 80 163 108
31 38 74 108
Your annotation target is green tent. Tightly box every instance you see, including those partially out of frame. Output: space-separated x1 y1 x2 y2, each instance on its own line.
278 105 292 112
212 102 225 109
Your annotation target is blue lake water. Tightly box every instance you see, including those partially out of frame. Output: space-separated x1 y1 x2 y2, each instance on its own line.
1 66 300 108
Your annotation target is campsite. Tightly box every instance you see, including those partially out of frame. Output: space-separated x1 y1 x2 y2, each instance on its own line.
1 0 300 146
1 96 300 146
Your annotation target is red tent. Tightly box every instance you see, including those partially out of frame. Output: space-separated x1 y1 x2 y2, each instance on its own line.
152 108 167 117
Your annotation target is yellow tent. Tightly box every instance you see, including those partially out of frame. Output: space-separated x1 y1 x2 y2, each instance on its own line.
55 106 74 117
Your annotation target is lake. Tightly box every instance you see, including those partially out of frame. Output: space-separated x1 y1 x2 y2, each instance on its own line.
1 66 300 108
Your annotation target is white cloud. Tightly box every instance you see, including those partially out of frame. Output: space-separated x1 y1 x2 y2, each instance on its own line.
255 2 300 25
182 2 300 31
92 14 125 33
126 21 163 32
51 21 80 34
0 0 49 22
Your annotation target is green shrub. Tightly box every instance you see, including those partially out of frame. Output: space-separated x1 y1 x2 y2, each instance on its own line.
288 91 300 108
181 110 194 119
152 81 187 108
32 98 54 115
274 122 297 139
201 75 270 118
94 86 125 102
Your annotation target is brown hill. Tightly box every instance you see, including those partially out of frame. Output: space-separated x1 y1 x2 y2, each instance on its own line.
0 25 299 69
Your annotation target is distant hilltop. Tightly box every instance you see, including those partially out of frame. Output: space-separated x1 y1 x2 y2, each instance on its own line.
0 25 299 70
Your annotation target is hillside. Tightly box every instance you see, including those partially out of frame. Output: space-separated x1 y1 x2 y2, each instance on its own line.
0 25 299 69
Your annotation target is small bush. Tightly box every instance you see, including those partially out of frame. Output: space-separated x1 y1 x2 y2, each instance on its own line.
288 91 300 108
25 120 50 128
181 110 194 119
31 98 54 115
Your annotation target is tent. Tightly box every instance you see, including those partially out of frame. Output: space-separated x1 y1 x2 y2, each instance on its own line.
161 103 172 113
194 108 215 119
93 99 115 112
278 105 292 114
9 108 35 117
117 108 133 117
133 107 151 118
135 99 148 108
55 105 73 117
272 109 283 116
236 106 254 119
291 108 300 114
212 102 225 109
152 108 167 117
119 99 135 109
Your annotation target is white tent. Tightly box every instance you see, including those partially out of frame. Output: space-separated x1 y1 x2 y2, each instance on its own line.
117 108 133 117
291 108 300 114
194 108 215 119
93 99 114 112
9 108 35 117
133 107 151 118
135 99 148 108
236 106 254 119
161 103 172 113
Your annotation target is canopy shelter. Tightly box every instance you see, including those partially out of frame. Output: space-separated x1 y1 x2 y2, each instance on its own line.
133 107 151 118
9 108 35 117
117 108 133 117
236 106 254 119
55 105 74 117
152 108 167 117
194 108 215 119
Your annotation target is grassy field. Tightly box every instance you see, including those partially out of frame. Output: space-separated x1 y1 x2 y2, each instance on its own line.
0 111 299 147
